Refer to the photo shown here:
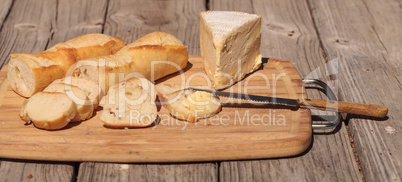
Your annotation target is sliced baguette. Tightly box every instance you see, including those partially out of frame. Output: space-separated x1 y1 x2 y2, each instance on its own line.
20 92 77 130
73 32 188 94
100 78 157 128
51 76 101 108
44 83 93 122
7 34 126 97
156 84 221 123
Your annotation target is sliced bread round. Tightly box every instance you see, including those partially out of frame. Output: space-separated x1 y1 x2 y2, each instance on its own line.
156 84 221 123
21 92 77 130
52 76 102 109
44 83 93 122
100 78 157 128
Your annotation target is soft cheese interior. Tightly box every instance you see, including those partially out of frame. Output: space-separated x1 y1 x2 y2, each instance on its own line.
200 11 262 89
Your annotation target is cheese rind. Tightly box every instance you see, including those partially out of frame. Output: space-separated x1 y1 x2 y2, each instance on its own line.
200 11 262 89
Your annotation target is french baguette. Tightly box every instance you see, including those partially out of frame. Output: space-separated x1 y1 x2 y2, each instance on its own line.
156 84 221 123
100 78 157 128
7 34 126 97
73 32 188 94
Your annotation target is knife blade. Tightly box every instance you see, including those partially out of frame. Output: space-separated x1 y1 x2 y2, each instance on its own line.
188 88 388 118
188 88 298 107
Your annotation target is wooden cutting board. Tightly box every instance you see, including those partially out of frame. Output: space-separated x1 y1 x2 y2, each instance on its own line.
0 56 311 162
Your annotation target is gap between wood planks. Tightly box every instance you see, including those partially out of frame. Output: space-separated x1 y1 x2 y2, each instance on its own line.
205 0 210 10
101 0 110 34
346 125 365 181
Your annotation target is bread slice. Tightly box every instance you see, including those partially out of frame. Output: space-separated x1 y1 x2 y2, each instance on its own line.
73 32 188 94
156 84 221 123
20 99 31 122
7 34 126 97
20 92 77 130
44 83 93 122
100 78 157 128
51 76 101 108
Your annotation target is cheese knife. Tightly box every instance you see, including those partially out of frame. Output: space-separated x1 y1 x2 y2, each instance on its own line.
188 88 388 118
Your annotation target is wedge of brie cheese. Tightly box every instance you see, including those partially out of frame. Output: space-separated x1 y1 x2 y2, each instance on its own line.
200 11 262 89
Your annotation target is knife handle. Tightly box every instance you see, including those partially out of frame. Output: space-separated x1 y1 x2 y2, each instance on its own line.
298 98 388 118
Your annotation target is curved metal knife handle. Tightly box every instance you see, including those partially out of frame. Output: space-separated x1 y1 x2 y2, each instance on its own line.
302 79 340 131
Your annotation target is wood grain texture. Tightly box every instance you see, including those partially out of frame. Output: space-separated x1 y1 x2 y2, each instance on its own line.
0 56 311 162
211 0 362 181
0 0 13 31
77 162 217 182
0 0 70 180
0 0 109 181
46 0 109 47
308 0 402 181
220 123 361 181
0 0 55 68
0 160 75 182
0 1 397 181
78 0 214 181
104 0 205 55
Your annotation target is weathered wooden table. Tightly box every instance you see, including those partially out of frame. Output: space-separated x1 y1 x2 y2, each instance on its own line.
0 0 400 181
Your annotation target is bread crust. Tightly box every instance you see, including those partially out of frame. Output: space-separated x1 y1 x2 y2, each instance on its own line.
115 32 184 54
7 34 126 97
19 99 30 122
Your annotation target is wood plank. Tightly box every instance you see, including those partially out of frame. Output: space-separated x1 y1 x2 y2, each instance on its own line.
77 163 217 182
0 0 55 68
0 160 75 182
47 0 108 47
211 0 362 181
78 0 217 180
0 0 13 30
0 0 108 180
104 0 204 54
308 0 401 181
219 123 360 181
